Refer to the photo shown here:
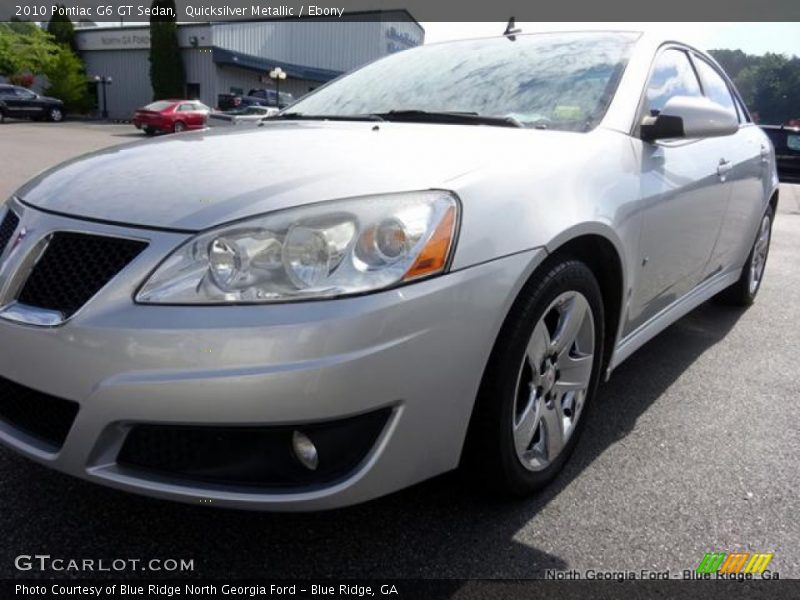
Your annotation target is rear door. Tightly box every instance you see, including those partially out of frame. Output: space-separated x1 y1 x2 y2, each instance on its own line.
14 87 45 118
627 47 733 332
691 55 766 275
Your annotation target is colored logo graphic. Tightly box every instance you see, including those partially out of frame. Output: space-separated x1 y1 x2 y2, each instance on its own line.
697 552 774 574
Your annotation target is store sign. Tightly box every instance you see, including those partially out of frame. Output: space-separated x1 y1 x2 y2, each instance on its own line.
77 31 151 51
385 26 421 54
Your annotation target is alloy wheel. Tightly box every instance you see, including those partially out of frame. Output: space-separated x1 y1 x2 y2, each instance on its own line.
748 214 771 295
512 291 595 472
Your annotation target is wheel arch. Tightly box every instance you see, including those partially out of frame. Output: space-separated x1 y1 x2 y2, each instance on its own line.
768 188 779 215
544 230 627 376
460 226 628 465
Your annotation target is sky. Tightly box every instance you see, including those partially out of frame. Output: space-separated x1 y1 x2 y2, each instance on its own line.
420 22 800 56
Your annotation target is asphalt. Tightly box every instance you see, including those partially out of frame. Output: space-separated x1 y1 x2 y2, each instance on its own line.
0 121 798 580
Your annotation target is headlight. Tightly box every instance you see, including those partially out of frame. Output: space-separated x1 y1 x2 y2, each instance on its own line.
136 191 459 304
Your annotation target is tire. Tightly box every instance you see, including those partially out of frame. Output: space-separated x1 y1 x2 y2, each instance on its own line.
718 205 774 306
144 127 156 136
463 258 605 496
173 120 186 133
47 107 64 122
0 110 4 124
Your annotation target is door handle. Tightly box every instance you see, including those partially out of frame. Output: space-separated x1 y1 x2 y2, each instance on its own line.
717 159 733 179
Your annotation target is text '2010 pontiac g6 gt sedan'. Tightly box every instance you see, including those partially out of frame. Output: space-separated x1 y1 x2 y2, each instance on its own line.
0 31 778 510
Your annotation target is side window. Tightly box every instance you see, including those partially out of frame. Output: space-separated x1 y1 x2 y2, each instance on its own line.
787 134 800 154
177 103 193 112
14 88 36 99
693 58 738 119
644 49 702 116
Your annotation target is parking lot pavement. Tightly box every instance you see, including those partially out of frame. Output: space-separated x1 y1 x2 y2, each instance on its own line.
0 122 798 580
0 120 139 201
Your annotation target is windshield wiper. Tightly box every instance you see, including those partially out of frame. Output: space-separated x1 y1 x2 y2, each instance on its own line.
372 110 523 128
269 112 384 122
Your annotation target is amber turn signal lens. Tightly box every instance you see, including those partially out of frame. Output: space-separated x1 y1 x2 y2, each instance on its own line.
403 205 457 281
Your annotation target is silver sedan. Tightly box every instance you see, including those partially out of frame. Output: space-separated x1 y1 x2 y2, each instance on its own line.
0 30 777 510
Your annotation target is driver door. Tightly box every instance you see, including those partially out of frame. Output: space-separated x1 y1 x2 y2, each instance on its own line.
627 48 732 333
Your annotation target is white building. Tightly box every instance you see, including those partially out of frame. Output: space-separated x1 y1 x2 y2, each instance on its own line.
75 12 423 119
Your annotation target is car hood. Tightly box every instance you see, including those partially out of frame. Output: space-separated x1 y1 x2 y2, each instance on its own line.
17 121 574 231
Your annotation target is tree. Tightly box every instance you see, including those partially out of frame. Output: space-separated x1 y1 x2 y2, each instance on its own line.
47 6 78 52
0 22 59 76
0 22 90 113
44 45 92 112
148 0 185 100
709 48 800 124
708 49 751 80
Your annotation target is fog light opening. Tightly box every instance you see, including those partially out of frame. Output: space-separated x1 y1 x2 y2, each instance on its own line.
292 430 319 471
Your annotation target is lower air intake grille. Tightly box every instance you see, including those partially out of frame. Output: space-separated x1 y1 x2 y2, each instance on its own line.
17 233 147 318
0 375 79 450
118 408 392 489
0 210 19 255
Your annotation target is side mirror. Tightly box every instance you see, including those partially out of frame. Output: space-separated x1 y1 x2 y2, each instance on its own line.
641 96 738 142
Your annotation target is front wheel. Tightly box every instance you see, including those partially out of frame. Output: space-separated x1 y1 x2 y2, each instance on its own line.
719 205 774 306
463 259 605 496
48 107 63 122
173 120 186 133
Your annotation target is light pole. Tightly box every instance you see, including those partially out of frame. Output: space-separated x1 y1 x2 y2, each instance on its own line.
94 75 113 119
269 67 287 107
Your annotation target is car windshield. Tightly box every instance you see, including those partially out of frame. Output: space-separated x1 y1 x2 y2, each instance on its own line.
144 101 174 111
286 31 639 131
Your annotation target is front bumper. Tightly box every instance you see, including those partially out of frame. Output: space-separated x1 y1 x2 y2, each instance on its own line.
0 201 544 510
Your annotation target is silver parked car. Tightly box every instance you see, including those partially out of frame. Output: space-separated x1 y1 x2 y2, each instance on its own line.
207 105 279 128
0 31 778 510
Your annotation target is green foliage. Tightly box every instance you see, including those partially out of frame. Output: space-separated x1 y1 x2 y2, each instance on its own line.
0 21 91 114
710 49 800 124
0 22 59 76
47 5 78 52
44 45 92 113
148 0 185 100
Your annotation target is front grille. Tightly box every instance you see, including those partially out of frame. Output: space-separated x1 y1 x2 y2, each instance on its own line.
0 209 19 256
0 375 79 450
118 408 392 489
17 233 147 318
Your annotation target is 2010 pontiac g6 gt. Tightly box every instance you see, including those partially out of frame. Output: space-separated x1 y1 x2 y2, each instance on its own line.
0 32 778 510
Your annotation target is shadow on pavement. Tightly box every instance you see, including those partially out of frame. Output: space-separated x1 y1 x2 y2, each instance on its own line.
0 301 744 580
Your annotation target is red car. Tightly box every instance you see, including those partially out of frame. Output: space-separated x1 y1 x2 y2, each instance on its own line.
132 99 210 135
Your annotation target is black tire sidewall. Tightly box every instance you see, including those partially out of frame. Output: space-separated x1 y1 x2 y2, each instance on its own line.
745 206 774 302
469 259 605 495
